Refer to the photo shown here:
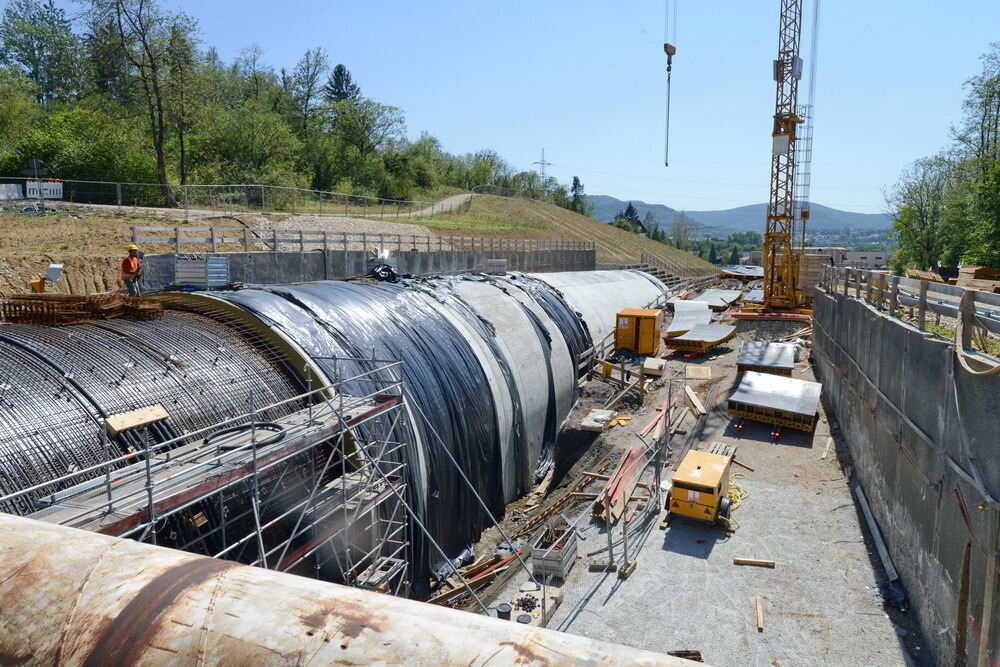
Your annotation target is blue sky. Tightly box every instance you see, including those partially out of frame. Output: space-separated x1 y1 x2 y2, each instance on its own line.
58 1 1000 212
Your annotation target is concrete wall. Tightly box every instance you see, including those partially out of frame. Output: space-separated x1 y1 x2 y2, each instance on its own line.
141 248 595 291
812 288 1000 666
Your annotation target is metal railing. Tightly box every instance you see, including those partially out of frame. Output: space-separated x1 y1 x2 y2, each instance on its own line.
131 224 595 254
0 176 474 221
0 357 413 593
819 265 1000 356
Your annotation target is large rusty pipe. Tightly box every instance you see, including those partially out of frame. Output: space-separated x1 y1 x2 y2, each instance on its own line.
0 514 695 666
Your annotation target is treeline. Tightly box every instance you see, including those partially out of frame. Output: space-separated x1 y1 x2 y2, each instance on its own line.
887 43 1000 270
0 0 589 208
611 202 760 264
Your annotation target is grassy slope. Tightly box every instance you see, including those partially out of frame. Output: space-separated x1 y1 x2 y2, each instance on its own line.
418 195 715 276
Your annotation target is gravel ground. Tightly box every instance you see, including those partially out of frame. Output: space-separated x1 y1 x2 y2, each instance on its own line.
185 213 441 252
247 214 437 251
485 324 926 666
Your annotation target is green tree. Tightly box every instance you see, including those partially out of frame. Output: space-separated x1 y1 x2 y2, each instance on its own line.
331 98 405 160
163 18 200 184
0 67 39 148
570 176 588 214
728 246 740 264
885 156 949 270
0 0 83 104
964 158 1000 267
612 202 641 232
642 210 656 231
671 211 697 249
708 244 718 264
290 47 328 131
727 230 763 250
324 63 360 102
190 101 302 185
87 0 184 206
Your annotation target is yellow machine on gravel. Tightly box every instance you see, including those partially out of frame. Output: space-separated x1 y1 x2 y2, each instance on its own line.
666 448 734 527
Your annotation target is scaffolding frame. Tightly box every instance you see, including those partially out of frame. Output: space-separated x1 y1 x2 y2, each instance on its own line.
2 357 413 596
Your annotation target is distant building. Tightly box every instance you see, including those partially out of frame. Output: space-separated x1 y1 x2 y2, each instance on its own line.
747 247 893 270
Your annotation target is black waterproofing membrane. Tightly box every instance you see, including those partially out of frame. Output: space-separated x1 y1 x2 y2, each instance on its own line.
215 281 504 584
0 270 667 591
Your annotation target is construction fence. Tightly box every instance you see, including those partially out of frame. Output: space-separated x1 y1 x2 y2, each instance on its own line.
131 225 595 255
0 176 471 221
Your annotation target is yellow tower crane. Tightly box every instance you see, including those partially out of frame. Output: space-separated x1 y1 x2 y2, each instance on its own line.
664 0 818 314
762 0 810 312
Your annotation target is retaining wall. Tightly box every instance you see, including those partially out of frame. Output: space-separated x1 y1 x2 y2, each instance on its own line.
140 248 595 291
812 287 1000 665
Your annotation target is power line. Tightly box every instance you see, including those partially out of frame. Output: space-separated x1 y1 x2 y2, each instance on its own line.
532 148 552 182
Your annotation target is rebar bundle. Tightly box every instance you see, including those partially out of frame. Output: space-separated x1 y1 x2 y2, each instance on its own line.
0 293 164 325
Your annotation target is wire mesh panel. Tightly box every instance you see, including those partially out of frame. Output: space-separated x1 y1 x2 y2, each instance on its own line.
0 310 302 515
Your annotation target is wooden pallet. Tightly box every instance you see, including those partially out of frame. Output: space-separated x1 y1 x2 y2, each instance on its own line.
706 441 736 458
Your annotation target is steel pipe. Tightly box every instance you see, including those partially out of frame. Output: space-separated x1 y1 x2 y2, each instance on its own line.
0 513 693 666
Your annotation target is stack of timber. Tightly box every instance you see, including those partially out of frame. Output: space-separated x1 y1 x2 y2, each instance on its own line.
428 548 526 607
956 266 1000 293
905 267 944 283
798 254 829 293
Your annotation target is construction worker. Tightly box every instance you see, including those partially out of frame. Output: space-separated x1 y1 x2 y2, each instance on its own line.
121 244 143 296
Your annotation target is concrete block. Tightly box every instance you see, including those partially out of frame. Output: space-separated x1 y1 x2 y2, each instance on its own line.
580 409 614 432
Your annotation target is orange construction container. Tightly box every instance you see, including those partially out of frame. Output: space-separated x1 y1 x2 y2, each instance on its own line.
615 308 663 356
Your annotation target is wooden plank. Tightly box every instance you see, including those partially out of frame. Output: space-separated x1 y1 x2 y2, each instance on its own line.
639 400 668 436
105 404 170 436
605 379 640 409
734 558 775 568
852 485 899 581
755 596 765 632
685 385 706 416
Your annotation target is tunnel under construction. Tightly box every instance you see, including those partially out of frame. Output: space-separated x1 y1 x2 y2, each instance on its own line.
0 269 666 595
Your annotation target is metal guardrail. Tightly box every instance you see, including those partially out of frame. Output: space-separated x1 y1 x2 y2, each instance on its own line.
819 265 1000 346
131 225 595 254
0 176 473 221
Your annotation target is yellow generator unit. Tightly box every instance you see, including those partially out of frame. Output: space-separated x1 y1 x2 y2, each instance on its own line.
615 308 663 356
666 449 733 526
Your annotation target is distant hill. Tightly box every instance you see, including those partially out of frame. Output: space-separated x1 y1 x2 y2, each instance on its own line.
586 195 890 235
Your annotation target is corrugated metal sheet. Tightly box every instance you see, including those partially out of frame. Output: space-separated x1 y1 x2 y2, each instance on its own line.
176 256 230 288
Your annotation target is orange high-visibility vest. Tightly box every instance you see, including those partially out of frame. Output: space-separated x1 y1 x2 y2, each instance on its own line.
121 256 141 281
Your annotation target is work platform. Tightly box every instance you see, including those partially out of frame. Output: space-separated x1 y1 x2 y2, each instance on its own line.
5 359 413 593
728 370 821 431
662 324 737 353
736 341 796 376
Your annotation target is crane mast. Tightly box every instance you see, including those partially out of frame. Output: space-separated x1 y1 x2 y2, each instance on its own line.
763 0 806 310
